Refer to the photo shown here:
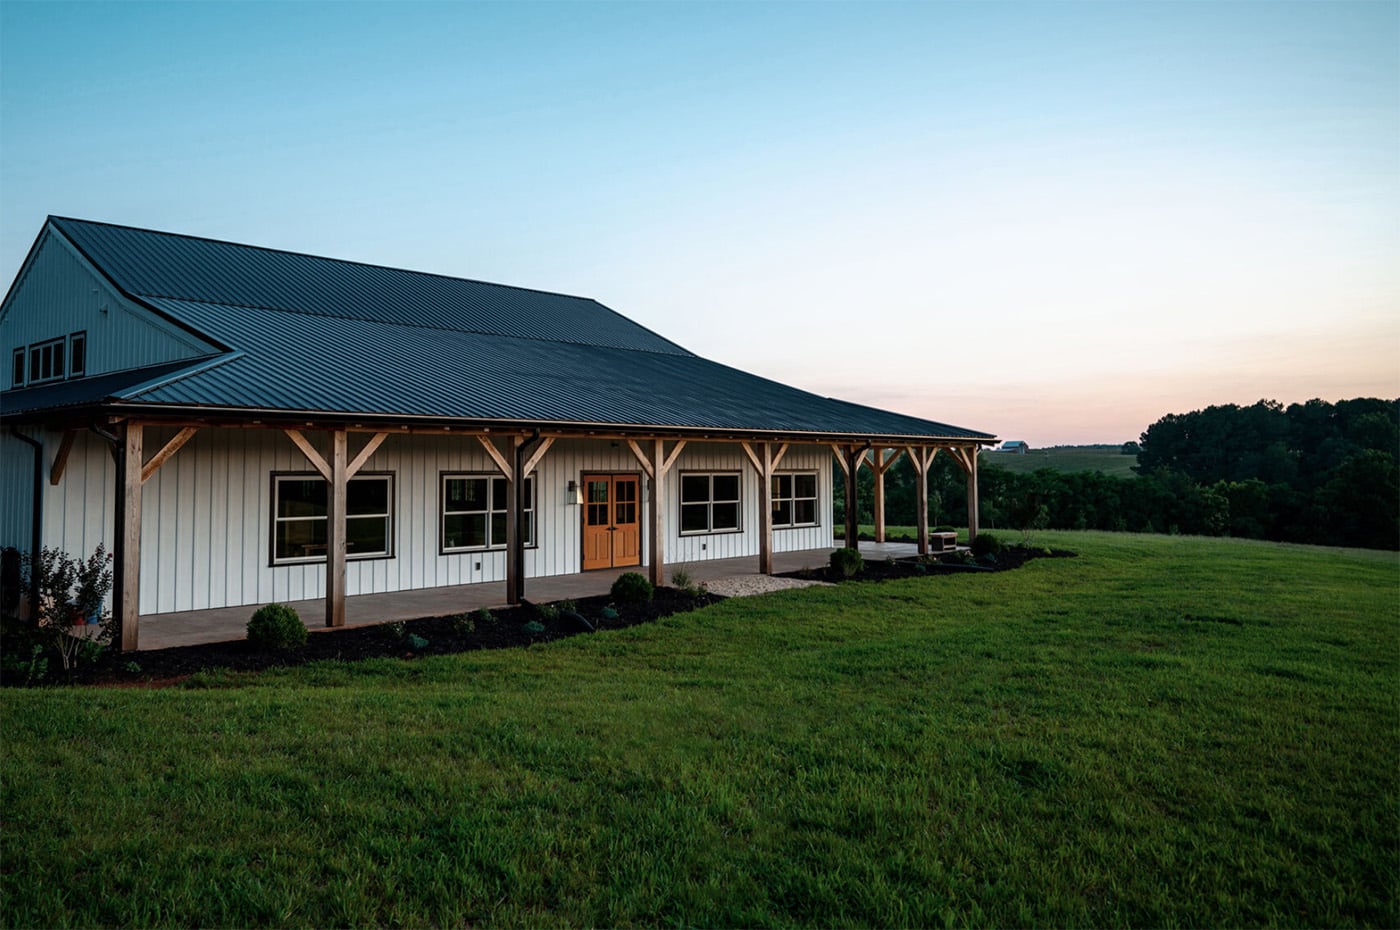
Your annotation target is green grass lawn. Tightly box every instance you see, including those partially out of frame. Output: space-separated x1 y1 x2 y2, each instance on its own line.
3 532 1395 928
987 444 1139 477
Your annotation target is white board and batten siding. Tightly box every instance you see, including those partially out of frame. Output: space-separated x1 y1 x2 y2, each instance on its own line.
18 429 835 616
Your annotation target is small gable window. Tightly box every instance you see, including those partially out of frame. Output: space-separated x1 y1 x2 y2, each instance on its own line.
69 332 86 378
12 349 23 388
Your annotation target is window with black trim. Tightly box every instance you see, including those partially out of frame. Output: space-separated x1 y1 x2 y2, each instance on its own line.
442 474 534 551
28 337 65 384
680 472 741 534
69 332 86 378
773 472 819 528
12 349 24 388
272 473 394 563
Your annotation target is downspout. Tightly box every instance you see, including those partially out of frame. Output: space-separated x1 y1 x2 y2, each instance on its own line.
511 429 542 604
9 426 43 613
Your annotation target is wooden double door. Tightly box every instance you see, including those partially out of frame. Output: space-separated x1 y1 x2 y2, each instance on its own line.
582 474 641 571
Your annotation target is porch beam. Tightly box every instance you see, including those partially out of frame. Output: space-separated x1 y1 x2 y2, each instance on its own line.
661 440 688 474
49 429 77 486
520 436 555 477
140 426 199 484
347 431 389 478
625 439 655 479
326 429 348 627
830 443 848 475
114 422 142 652
284 429 331 481
476 435 513 481
770 442 789 471
739 441 763 475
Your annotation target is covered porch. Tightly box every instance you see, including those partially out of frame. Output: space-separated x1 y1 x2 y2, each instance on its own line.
136 541 921 650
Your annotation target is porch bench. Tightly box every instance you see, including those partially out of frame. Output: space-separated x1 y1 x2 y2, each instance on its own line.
929 531 959 552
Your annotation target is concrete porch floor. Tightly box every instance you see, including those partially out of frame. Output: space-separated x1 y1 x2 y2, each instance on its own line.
136 541 921 651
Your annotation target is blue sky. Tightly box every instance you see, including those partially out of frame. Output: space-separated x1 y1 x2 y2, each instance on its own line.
2 1 1395 443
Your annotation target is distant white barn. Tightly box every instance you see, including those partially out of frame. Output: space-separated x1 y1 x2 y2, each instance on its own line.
0 217 996 649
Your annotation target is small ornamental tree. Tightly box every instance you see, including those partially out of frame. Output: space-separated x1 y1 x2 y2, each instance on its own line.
20 545 114 677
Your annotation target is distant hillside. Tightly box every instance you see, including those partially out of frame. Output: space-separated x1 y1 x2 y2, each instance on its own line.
984 444 1137 477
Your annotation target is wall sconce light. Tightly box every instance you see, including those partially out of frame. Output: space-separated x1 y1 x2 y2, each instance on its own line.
567 479 582 505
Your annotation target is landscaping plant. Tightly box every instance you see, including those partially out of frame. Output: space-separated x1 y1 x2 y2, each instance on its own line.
246 603 307 651
829 546 864 578
610 572 654 605
7 545 114 679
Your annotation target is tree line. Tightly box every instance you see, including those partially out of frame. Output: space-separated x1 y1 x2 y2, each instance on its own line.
835 397 1398 550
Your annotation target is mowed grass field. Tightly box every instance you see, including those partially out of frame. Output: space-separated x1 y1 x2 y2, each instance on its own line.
986 444 1139 477
2 532 1395 928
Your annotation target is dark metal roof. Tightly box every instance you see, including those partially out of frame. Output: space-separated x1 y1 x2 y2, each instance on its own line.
0 359 205 417
20 218 994 442
51 217 690 356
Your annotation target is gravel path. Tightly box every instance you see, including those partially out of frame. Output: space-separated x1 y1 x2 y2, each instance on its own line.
703 574 833 597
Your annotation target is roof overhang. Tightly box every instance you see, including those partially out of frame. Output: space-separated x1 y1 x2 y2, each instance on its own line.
6 398 996 448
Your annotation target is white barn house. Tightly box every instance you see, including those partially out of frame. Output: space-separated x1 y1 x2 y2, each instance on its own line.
0 217 995 650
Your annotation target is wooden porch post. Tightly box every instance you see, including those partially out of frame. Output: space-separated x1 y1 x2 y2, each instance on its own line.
648 438 665 587
113 421 142 652
326 429 347 627
870 448 903 543
758 443 773 575
844 445 863 549
742 441 785 576
906 446 935 556
625 438 685 587
506 434 523 604
966 445 980 543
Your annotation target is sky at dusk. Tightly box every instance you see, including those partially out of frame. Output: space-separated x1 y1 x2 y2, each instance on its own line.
2 1 1395 444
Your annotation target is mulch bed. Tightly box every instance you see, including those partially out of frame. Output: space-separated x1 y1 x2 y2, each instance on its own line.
784 543 1075 583
5 545 1073 687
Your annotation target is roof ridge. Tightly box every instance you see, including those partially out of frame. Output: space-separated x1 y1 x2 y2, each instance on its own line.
47 215 607 306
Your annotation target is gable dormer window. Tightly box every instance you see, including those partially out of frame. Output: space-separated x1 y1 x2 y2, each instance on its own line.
28 337 65 384
9 332 89 388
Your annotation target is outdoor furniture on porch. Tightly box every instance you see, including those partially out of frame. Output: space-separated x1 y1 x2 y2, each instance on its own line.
929 531 959 552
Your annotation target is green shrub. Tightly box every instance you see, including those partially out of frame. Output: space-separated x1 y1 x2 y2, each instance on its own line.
601 606 619 620
522 620 546 635
971 532 1004 557
406 633 429 651
247 603 307 650
472 606 496 625
535 602 561 622
611 572 654 605
829 547 864 579
449 612 476 634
